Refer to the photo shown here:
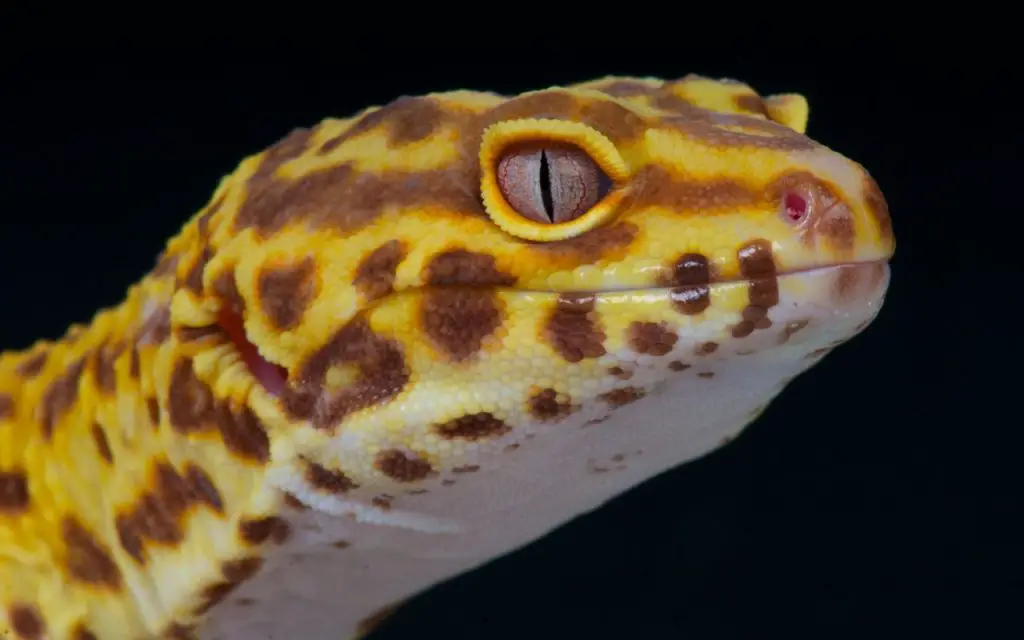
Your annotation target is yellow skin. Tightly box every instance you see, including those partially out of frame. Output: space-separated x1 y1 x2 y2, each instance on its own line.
0 75 894 639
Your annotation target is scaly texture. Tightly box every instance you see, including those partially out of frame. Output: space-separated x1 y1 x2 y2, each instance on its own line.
0 75 895 639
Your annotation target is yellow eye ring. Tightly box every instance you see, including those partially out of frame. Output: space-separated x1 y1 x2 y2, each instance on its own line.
479 118 631 242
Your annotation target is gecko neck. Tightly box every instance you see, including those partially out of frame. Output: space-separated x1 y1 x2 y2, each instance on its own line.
0 268 285 638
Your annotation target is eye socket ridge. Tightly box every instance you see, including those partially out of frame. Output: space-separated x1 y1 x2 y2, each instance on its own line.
495 142 613 225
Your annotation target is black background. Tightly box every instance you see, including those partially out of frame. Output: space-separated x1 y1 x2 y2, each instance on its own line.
1 24 1016 640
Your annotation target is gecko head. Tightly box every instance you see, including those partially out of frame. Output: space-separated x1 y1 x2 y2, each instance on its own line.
168 75 894 510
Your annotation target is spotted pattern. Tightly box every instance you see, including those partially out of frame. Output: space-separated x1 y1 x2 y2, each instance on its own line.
284 318 409 430
628 322 679 356
354 240 407 300
8 604 45 640
305 460 358 494
434 413 511 441
375 449 434 482
545 295 607 363
0 470 29 513
258 258 318 330
62 517 122 587
0 74 895 638
732 240 779 338
115 462 223 564
529 388 576 421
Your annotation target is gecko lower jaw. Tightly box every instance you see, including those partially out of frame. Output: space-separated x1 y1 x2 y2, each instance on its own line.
217 259 890 397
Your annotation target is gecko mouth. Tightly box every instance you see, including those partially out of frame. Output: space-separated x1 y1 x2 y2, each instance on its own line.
218 259 889 398
217 308 290 397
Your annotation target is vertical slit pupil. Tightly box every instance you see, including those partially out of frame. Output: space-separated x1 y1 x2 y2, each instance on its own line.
539 150 554 221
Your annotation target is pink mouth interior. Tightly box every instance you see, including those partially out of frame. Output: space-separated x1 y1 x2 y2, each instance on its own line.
217 309 288 397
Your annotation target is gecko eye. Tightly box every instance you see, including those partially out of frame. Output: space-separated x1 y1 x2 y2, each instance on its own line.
782 190 810 223
479 118 630 241
496 144 612 225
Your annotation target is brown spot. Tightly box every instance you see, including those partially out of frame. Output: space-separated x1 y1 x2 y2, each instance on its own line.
698 371 715 378
441 478 456 486
8 604 45 640
354 240 407 300
15 350 48 377
115 461 223 564
356 602 403 636
422 288 504 362
213 270 245 315
234 126 481 238
167 358 216 433
733 94 771 117
91 423 113 464
434 412 511 441
578 99 646 142
781 319 810 343
667 252 711 315
608 366 632 379
306 460 358 494
37 357 86 438
425 249 517 287
93 342 123 393
146 397 161 428
833 266 860 303
452 464 480 474
628 322 678 356
72 624 98 640
528 388 576 421
0 392 13 419
283 493 308 510
214 403 270 464
535 222 637 265
862 172 893 242
695 341 719 356
183 246 213 295
544 294 606 363
240 516 291 545
632 166 760 212
600 387 645 407
375 449 434 482
0 470 29 513
668 360 690 372
137 304 172 345
731 240 779 338
234 128 314 231
331 539 351 549
374 97 449 146
283 318 409 430
258 257 318 330
370 495 393 510
152 251 179 278
63 517 122 587
129 346 141 378
817 208 855 250
194 557 265 615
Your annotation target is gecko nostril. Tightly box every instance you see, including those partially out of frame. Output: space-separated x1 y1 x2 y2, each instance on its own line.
782 190 810 223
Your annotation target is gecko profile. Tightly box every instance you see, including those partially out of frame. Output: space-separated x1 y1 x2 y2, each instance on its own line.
0 75 894 639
